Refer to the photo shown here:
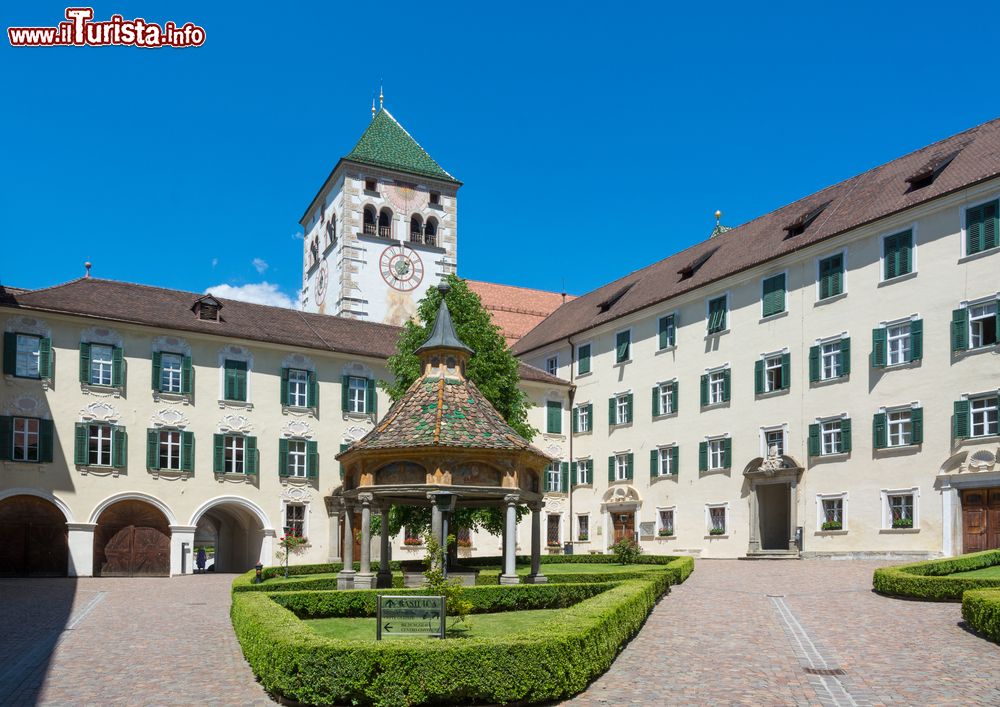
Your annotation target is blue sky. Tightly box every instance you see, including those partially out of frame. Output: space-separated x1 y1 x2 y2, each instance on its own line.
3 1 999 306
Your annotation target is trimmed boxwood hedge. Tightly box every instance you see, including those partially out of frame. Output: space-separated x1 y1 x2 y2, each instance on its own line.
231 570 674 706
872 549 1000 601
962 588 1000 644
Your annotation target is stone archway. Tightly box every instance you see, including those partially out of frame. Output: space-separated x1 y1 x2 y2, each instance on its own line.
94 500 171 577
743 454 803 556
600 485 642 551
189 497 273 573
0 494 69 577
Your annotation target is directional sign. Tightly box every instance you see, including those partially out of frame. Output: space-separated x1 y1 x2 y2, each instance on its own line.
377 595 446 640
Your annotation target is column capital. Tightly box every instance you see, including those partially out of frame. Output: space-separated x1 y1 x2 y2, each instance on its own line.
357 492 375 507
528 501 545 512
66 522 97 532
503 493 521 506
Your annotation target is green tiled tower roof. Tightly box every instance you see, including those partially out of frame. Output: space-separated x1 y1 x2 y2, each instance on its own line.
345 108 459 184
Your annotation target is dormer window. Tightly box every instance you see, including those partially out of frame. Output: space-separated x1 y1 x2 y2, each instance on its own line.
364 178 377 193
678 248 718 280
598 283 634 313
193 295 222 322
430 191 441 205
783 201 830 239
905 148 961 192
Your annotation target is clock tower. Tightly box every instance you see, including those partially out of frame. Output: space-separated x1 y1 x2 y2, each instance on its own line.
298 106 461 326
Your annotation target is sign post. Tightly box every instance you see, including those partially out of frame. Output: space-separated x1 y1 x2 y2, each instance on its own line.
376 595 446 640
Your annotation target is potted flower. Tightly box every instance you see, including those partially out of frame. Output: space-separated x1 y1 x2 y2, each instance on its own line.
456 537 473 548
658 527 674 537
276 533 308 578
892 517 913 529
578 533 589 542
403 537 423 547
709 527 726 536
821 520 843 531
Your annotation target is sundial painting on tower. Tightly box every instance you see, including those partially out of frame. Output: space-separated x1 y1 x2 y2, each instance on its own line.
315 261 329 305
380 244 424 291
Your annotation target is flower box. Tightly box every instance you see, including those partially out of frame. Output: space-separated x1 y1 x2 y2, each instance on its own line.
709 527 726 536
456 539 473 548
892 518 914 529
658 528 674 537
821 520 843 531
577 535 589 542
403 538 424 547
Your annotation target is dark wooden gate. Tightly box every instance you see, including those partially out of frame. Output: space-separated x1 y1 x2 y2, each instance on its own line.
95 500 170 577
612 512 635 544
0 495 68 577
962 488 1000 553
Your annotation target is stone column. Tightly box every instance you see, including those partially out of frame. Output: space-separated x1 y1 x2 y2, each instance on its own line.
168 525 198 576
500 494 520 584
941 480 957 557
430 501 442 548
526 503 547 584
788 480 798 552
66 522 96 577
377 505 392 588
337 500 356 589
355 493 375 589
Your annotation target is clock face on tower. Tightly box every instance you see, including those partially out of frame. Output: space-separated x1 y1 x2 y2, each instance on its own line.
379 245 424 292
315 260 329 304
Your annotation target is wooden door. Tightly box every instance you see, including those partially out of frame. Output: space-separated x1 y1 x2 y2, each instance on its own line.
612 512 635 544
962 488 1000 553
95 501 171 577
0 496 68 577
988 489 1000 551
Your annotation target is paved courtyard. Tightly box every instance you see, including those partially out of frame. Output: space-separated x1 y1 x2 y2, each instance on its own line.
1 561 999 706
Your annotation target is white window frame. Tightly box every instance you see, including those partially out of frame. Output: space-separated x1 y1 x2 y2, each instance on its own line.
217 347 254 405
885 406 914 448
760 269 789 319
576 513 590 541
615 392 630 425
884 319 912 366
656 380 676 416
961 193 1000 259
815 492 848 532
89 423 113 467
762 352 784 393
815 248 848 302
159 429 182 470
760 424 788 457
705 291 731 335
575 457 592 485
282 501 308 538
12 416 40 462
546 460 561 492
705 502 729 536
348 376 367 414
546 512 562 545
969 393 1000 438
613 328 632 364
881 487 920 530
656 506 676 535
879 222 918 283
288 368 309 408
576 403 591 433
576 342 592 376
817 332 848 381
287 439 308 478
818 415 846 456
160 353 184 394
707 437 726 471
614 452 629 481
14 333 41 378
545 355 558 376
968 299 998 350
708 369 726 405
90 344 114 386
656 445 676 477
224 434 246 474
656 312 677 350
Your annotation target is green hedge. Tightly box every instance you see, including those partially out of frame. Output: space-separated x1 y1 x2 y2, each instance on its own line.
231 571 671 706
872 549 1000 601
272 581 617 619
962 588 1000 644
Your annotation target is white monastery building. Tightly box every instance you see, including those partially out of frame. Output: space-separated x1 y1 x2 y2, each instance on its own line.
2 107 999 577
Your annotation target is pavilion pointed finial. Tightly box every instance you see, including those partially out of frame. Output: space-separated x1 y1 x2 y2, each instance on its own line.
416 280 474 356
379 82 384 109
715 209 722 225
371 95 376 119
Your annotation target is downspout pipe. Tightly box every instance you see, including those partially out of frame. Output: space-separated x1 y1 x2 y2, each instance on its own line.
566 336 576 555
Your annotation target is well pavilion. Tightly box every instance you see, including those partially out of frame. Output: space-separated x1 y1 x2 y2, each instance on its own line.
334 282 552 588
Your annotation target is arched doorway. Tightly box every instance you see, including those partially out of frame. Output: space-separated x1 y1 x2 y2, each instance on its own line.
190 499 270 573
94 500 171 577
0 495 68 577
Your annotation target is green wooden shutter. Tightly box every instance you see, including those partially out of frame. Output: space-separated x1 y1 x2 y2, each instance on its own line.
0 416 12 460
966 201 997 255
213 434 224 473
780 353 791 390
650 449 659 478
586 403 593 430
953 400 971 439
37 418 53 463
278 438 290 477
872 413 887 450
306 440 319 478
754 360 764 394
626 453 634 480
951 308 968 351
809 345 820 382
669 381 678 413
841 418 852 453
366 378 377 415
909 319 923 361
74 423 88 465
698 442 707 472
607 456 615 483
181 355 193 394
38 338 52 378
2 333 15 375
911 407 923 445
625 393 633 423
111 347 124 387
616 331 629 362
547 401 562 434
572 406 579 433
762 274 785 316
722 368 731 402
280 368 289 406
652 386 660 417
151 352 162 391
245 436 258 474
112 427 127 469
78 342 91 384
723 438 732 468
578 345 590 374
560 462 569 492
658 317 667 349
147 430 159 470
341 375 350 411
871 328 887 368
986 201 1000 251
181 431 194 472
586 462 593 485
608 397 616 426
339 443 349 479
570 461 577 487
669 446 679 475
808 424 820 457
840 337 851 375
700 374 708 406
307 371 318 408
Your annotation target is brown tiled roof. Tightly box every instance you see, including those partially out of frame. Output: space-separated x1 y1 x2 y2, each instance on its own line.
343 370 550 457
0 277 570 385
513 117 1000 355
466 280 574 346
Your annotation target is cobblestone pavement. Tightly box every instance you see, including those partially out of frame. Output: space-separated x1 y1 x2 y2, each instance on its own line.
567 559 1000 706
0 573 274 706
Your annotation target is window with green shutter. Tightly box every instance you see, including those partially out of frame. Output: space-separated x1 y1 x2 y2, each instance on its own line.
808 424 820 457
966 199 999 256
577 343 591 375
707 295 728 334
306 440 318 478
818 253 844 300
223 359 248 401
951 307 969 351
615 330 630 363
761 274 786 317
953 399 971 439
1 416 53 463
560 462 569 493
871 328 887 368
338 443 350 479
546 401 562 434
883 230 913 280
657 314 676 349
366 378 378 415
872 412 887 449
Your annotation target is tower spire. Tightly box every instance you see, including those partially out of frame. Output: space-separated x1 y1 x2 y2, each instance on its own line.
371 94 376 119
379 82 384 109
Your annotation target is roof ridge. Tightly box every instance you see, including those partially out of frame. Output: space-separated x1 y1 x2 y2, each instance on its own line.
379 108 457 181
12 276 88 296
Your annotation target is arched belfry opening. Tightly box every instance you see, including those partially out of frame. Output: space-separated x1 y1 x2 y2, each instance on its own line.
333 282 552 588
